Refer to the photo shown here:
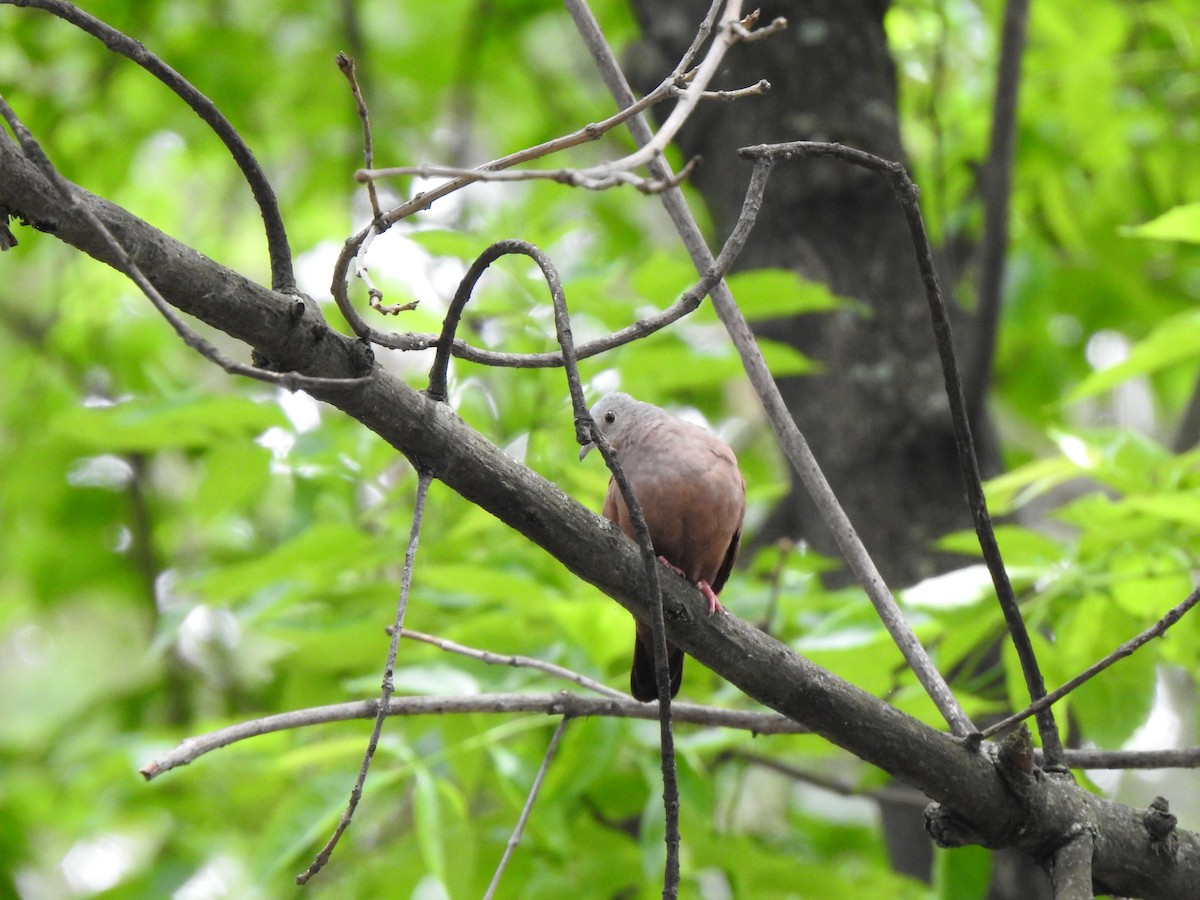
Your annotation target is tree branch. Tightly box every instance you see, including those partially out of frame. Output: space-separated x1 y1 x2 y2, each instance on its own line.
401 629 626 699
2 0 296 291
739 138 1063 764
966 0 1030 417
484 717 570 900
138 692 809 780
296 472 433 885
982 583 1200 741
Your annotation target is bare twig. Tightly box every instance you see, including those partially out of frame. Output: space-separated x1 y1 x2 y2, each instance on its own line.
358 157 701 195
738 139 1055 760
423 235 685 895
566 0 756 183
544 242 683 898
565 0 974 738
1054 747 1200 770
669 79 771 101
725 749 928 808
483 717 570 900
329 82 677 344
730 9 787 43
138 692 808 780
337 52 382 223
980 583 1200 741
0 94 366 395
2 0 296 291
966 0 1030 418
400 629 626 699
296 471 433 885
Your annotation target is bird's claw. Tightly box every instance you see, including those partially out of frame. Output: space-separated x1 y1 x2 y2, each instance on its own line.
656 557 723 615
698 580 724 615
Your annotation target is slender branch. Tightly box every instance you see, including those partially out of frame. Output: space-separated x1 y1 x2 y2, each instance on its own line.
374 152 767 381
358 157 700 194
725 750 928 809
483 717 570 900
337 52 382 223
565 0 974 738
966 0 1030 417
980 583 1200 741
567 0 752 182
1056 747 1200 770
296 471 433 884
329 81 677 343
422 235 684 892
138 692 808 780
401 629 626 699
742 139 1054 753
2 0 296 291
668 78 771 101
549 254 683 900
0 94 364 394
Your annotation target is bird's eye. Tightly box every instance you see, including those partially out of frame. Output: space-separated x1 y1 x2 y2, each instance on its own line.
604 411 616 424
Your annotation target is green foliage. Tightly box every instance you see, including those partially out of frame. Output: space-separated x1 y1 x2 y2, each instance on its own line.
2 0 1199 897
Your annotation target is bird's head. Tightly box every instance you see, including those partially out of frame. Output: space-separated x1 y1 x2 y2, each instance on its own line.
578 391 641 460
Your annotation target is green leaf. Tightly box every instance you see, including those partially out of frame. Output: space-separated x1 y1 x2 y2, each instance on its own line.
50 395 286 452
935 844 991 900
725 268 847 320
189 522 387 605
1121 203 1200 243
1066 310 1200 403
1057 594 1157 747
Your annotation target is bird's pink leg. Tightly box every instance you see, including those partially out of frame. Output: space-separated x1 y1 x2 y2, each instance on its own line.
697 580 724 616
655 556 723 615
656 555 686 578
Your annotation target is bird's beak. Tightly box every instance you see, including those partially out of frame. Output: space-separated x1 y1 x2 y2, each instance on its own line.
579 441 595 461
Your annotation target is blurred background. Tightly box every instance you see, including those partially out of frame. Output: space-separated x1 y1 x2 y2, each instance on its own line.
1 1 1199 897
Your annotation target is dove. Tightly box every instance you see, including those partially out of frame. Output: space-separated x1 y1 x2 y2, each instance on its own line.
579 392 746 702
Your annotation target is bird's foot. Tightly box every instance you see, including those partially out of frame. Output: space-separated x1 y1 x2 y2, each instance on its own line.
656 555 687 578
655 557 723 615
697 580 723 615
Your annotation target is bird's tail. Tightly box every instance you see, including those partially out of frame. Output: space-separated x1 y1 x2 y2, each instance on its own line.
630 624 684 702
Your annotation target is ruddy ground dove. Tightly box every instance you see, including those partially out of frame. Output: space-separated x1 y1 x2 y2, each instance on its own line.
579 392 746 701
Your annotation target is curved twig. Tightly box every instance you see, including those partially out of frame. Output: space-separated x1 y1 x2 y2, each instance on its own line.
296 471 433 885
422 235 684 894
483 717 570 899
4 0 296 291
738 139 1061 764
980 583 1200 741
0 94 364 394
138 692 808 780
401 629 626 699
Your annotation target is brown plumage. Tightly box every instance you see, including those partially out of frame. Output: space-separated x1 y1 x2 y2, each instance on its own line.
580 392 746 701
